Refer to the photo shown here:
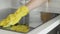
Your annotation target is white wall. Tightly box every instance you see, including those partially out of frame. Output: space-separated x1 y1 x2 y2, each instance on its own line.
0 0 11 9
0 0 60 10
48 0 60 12
11 0 22 9
49 0 60 8
11 0 30 9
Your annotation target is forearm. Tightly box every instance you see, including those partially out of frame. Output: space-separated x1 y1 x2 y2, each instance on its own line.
26 0 47 10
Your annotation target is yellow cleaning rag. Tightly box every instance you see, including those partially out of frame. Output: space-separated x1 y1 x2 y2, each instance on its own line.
10 25 29 33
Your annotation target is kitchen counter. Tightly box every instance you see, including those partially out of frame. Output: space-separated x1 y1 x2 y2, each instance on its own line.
0 9 60 34
0 14 60 34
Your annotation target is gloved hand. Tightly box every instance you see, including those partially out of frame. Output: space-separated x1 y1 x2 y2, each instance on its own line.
0 6 29 27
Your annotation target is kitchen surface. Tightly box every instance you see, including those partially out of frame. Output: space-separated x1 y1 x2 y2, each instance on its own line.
0 0 60 34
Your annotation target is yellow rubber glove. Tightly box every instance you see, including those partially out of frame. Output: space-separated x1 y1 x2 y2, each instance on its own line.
0 6 29 27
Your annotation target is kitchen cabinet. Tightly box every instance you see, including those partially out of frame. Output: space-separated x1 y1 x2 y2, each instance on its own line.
47 24 60 34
